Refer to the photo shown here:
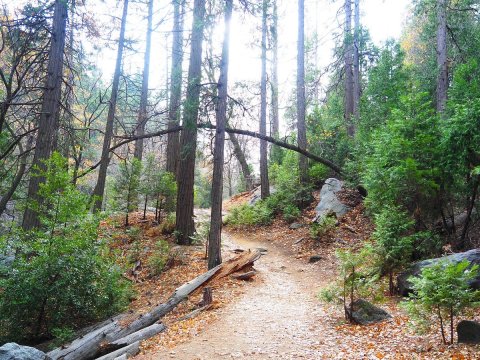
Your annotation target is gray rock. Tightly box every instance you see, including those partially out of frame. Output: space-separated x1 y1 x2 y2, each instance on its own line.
249 186 276 206
0 254 14 270
457 320 480 344
347 299 391 325
0 343 50 360
397 249 480 296
314 178 350 221
289 222 303 230
308 255 322 263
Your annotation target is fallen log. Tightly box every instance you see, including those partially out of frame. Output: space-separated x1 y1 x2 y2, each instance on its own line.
49 250 262 360
178 304 213 321
231 270 256 281
101 324 166 355
47 321 119 360
95 342 140 360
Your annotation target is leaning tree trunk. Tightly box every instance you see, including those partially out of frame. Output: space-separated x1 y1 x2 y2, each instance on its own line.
436 0 448 114
259 0 270 200
353 0 360 120
23 0 68 231
208 0 233 270
229 132 253 191
166 0 185 177
175 0 206 245
344 0 355 137
92 0 129 212
297 0 308 184
133 0 153 161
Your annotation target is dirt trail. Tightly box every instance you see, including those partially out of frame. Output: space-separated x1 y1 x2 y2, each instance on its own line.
150 230 337 359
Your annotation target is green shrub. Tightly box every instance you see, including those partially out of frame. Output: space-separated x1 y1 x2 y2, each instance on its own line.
309 163 330 185
326 244 377 321
224 201 273 227
159 212 176 234
112 158 142 226
282 204 301 223
147 239 170 276
0 153 131 343
402 260 480 344
310 215 337 239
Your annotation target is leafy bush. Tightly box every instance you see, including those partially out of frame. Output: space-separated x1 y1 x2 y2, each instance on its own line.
323 245 377 323
159 212 176 234
361 92 441 222
402 260 480 344
224 201 273 227
282 204 301 223
308 163 330 186
310 215 337 239
0 153 131 343
147 239 170 276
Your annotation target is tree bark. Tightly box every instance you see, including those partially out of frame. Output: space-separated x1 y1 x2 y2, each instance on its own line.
229 132 253 190
166 0 185 177
270 0 280 161
92 0 129 212
133 0 153 161
353 0 360 120
175 0 206 245
207 0 233 269
22 0 68 230
436 0 448 114
297 0 308 184
260 0 270 200
344 0 355 137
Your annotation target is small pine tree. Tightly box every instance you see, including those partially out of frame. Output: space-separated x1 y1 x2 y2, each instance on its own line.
403 260 480 344
113 158 142 226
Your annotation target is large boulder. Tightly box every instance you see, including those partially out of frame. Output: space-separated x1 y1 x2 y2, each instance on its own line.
249 186 275 206
346 299 392 325
457 320 480 344
314 178 350 221
0 343 50 360
397 249 480 296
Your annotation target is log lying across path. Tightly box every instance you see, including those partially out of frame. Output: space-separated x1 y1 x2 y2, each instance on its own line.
47 249 262 360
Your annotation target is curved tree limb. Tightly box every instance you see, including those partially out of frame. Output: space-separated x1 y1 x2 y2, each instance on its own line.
76 124 342 180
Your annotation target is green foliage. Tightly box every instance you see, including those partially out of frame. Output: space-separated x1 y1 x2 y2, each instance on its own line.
282 204 301 223
159 212 176 234
0 153 130 343
112 158 142 226
372 206 415 293
147 240 170 276
190 221 210 245
310 215 336 239
402 260 480 344
224 201 273 227
335 245 378 322
194 170 212 209
361 91 441 221
308 163 330 186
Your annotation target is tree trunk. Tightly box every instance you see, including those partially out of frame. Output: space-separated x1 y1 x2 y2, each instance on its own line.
344 0 355 137
175 0 206 245
229 133 253 191
22 0 68 231
92 0 129 212
270 0 280 162
0 135 32 217
353 0 360 120
297 0 308 184
436 0 448 114
208 0 233 270
166 0 185 177
133 0 153 161
260 0 270 200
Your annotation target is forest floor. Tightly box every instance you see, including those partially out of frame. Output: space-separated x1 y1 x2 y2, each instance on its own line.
108 194 480 360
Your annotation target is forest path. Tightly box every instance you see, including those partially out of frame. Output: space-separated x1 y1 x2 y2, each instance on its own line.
150 221 340 359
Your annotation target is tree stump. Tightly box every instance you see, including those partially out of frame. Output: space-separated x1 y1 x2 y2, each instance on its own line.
202 287 213 306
